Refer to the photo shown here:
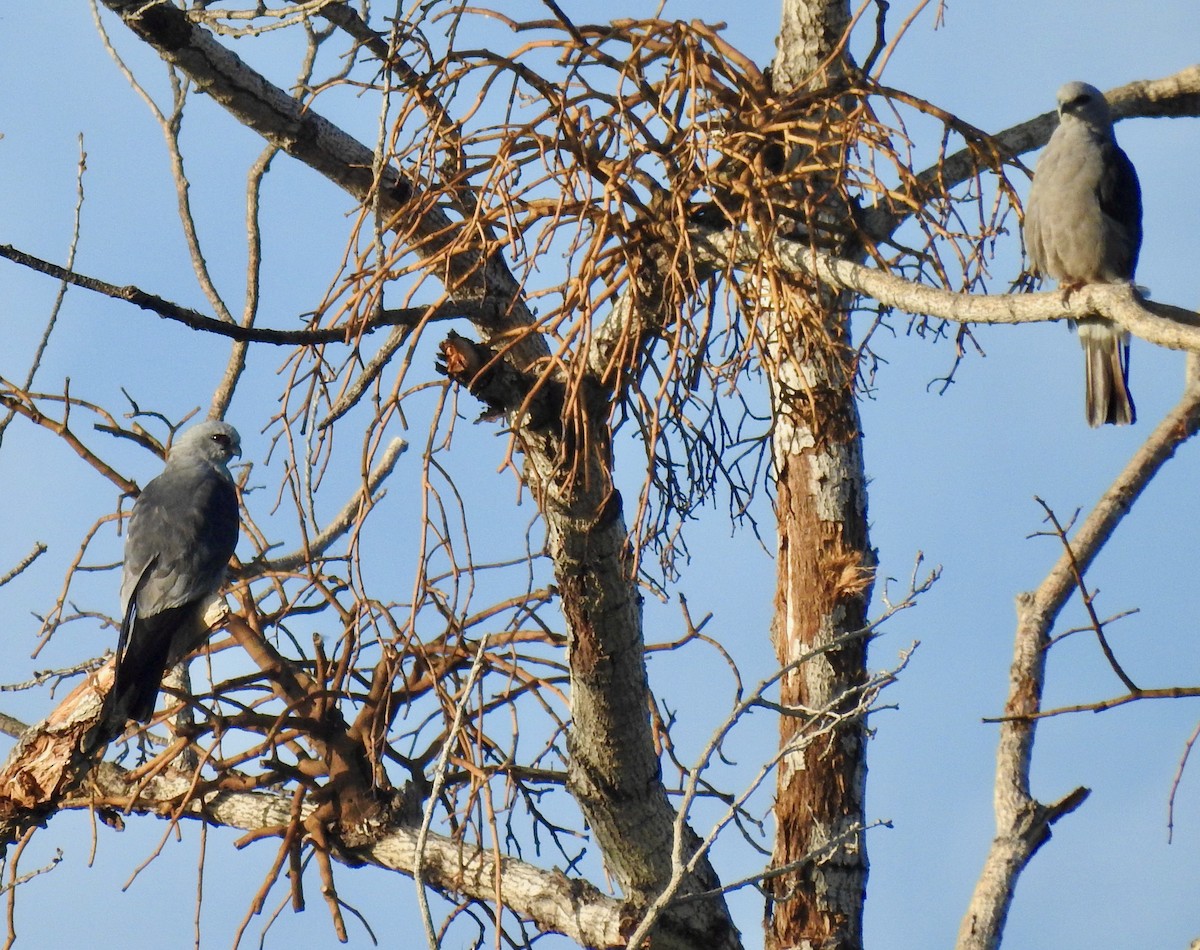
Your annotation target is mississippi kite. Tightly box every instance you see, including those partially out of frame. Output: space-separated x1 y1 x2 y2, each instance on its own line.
112 420 241 724
1024 81 1142 426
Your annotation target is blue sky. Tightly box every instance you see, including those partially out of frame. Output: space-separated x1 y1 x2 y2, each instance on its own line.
1 2 1199 948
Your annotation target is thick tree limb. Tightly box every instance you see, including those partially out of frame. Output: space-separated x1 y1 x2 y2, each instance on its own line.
0 602 634 948
34 726 630 947
692 229 1200 352
0 664 113 844
0 600 225 846
762 4 874 949
438 330 742 948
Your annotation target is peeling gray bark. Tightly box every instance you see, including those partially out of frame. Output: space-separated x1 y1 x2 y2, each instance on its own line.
87 755 632 948
687 232 1200 352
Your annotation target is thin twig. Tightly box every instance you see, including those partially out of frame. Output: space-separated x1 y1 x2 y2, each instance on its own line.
0 544 47 589
1034 498 1139 693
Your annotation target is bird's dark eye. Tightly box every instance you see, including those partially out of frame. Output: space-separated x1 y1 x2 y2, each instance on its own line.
212 433 231 447
1067 94 1091 110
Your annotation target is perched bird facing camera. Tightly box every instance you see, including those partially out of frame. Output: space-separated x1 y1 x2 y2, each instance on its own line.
1024 80 1142 427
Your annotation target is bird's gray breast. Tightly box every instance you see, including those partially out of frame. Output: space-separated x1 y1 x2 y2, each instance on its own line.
1026 125 1137 284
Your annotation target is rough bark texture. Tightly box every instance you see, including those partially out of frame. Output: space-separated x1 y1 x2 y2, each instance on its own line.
765 2 874 949
10 9 1200 950
0 665 113 839
953 592 1085 950
772 0 852 92
71 734 633 948
442 333 741 949
0 601 211 844
765 321 874 950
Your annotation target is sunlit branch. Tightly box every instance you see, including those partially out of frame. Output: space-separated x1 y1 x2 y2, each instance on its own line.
627 569 934 946
1035 390 1200 618
56 752 626 947
0 844 61 897
0 388 138 496
692 229 1200 352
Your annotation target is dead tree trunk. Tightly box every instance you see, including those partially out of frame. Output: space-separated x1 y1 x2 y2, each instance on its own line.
764 2 875 948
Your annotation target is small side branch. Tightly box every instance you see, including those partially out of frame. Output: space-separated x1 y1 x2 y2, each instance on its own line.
1033 499 1138 693
0 545 47 589
986 686 1200 722
251 438 407 575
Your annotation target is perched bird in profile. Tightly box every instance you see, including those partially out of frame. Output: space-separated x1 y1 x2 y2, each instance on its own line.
1023 80 1142 427
112 420 241 725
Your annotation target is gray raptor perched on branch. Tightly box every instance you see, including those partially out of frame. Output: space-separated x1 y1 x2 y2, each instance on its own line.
1024 80 1142 426
111 420 241 725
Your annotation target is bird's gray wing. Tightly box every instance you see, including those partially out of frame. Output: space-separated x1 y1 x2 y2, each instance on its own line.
120 465 238 618
1095 141 1142 278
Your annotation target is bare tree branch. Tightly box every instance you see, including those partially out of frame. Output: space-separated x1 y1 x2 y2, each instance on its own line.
0 545 47 589
0 244 504 345
98 0 549 368
957 380 1200 950
692 229 1200 351
88 744 628 947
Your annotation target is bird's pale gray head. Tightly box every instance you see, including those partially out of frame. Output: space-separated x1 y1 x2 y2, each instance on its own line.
170 420 242 468
1055 81 1112 129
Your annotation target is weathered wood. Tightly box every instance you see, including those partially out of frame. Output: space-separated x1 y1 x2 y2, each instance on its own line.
765 3 874 948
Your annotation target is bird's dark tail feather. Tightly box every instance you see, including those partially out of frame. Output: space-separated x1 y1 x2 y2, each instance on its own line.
1081 322 1135 427
112 605 193 724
